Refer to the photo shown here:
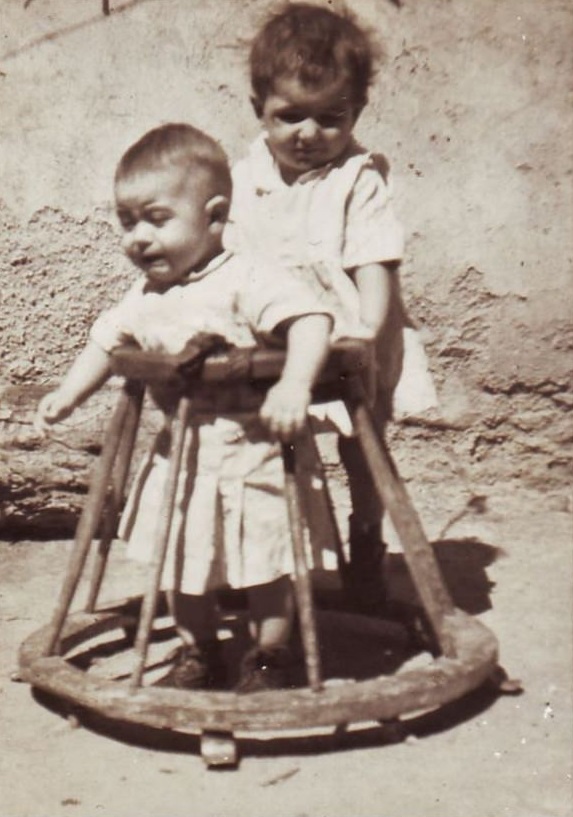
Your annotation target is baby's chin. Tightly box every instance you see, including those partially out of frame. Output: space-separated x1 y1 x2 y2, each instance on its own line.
139 262 184 287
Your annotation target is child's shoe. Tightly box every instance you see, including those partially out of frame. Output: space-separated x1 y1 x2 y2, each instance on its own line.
344 514 387 615
235 645 292 694
155 641 224 690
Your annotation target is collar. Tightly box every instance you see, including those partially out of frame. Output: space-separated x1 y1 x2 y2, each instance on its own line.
248 133 359 193
182 249 233 283
142 250 233 295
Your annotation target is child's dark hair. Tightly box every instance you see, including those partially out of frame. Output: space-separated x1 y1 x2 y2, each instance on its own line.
115 123 232 198
250 3 376 110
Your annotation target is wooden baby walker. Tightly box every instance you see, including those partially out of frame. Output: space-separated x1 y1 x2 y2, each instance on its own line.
18 340 500 767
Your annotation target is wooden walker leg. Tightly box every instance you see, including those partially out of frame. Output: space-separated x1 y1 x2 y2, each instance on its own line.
345 376 457 658
129 397 192 691
282 441 323 692
85 381 144 613
42 386 137 656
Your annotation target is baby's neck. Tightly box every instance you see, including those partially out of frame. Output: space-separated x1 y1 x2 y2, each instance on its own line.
191 244 225 271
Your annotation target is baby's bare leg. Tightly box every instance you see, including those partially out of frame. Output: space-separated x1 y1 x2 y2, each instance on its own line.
246 576 295 648
156 591 222 689
166 589 219 645
235 577 295 693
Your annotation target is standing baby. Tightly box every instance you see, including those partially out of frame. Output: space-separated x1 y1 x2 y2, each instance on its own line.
35 123 333 692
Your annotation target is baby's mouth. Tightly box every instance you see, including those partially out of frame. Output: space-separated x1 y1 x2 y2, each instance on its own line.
141 253 166 269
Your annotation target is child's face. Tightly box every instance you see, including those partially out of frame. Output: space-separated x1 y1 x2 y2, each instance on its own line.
257 76 360 183
115 167 222 288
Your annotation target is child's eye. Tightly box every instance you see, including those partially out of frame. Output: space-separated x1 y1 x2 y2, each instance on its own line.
317 112 347 128
276 111 305 125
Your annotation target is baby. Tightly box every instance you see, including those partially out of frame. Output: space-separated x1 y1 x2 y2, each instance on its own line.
35 123 333 692
225 2 438 613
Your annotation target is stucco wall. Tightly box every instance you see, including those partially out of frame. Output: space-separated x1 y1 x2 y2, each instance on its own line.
1 0 572 494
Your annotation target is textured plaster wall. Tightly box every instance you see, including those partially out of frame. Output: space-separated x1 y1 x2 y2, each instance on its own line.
1 0 572 493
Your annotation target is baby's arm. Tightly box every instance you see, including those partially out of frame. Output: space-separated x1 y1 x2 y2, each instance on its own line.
35 341 112 434
259 313 332 441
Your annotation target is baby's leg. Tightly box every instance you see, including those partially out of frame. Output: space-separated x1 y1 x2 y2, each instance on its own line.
156 590 223 689
246 575 295 648
167 589 219 645
236 576 295 693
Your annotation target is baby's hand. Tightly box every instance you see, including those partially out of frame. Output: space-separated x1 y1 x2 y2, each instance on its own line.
34 390 75 436
259 379 312 441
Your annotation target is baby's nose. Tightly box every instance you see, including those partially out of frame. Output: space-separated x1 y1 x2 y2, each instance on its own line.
298 117 319 141
126 221 153 249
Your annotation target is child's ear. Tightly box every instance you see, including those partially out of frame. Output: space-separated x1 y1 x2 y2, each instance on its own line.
205 195 230 226
250 95 264 119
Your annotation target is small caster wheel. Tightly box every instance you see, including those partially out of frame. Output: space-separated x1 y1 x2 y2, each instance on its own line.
332 722 348 746
10 669 23 683
489 665 523 695
200 730 238 769
66 710 81 729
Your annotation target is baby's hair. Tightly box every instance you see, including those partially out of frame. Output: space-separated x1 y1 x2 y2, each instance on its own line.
250 2 376 110
115 123 232 199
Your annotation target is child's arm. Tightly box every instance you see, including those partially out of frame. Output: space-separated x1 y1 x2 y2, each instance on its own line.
35 341 112 434
259 313 332 441
351 262 396 339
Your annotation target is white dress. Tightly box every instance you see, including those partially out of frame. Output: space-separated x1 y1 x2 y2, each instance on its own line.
90 251 333 593
225 135 438 419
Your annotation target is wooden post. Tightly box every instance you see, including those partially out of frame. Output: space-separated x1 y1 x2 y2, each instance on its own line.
282 441 322 692
85 382 144 612
345 377 457 658
43 389 132 655
129 398 192 691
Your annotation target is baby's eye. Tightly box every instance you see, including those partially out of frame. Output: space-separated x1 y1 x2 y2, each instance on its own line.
146 211 171 227
117 213 135 231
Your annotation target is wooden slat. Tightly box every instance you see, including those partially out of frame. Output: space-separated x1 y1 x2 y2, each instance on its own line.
129 398 192 691
42 389 133 656
346 380 457 658
282 441 323 691
85 382 144 612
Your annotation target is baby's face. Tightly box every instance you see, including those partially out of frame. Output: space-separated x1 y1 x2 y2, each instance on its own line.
258 76 360 183
115 167 217 288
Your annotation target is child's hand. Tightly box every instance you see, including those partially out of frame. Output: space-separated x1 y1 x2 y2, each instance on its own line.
34 390 75 436
342 323 378 342
259 379 312 441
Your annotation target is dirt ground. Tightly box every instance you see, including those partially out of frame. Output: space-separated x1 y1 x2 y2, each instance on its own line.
1 485 572 817
1 0 572 815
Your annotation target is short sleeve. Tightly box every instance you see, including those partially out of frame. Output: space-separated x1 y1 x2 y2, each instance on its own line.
238 264 334 338
90 281 142 352
342 155 405 269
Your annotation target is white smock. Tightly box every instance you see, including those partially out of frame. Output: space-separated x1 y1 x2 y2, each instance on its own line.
225 135 438 422
90 250 333 593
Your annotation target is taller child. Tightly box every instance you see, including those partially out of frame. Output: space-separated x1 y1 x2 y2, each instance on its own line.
225 2 437 612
